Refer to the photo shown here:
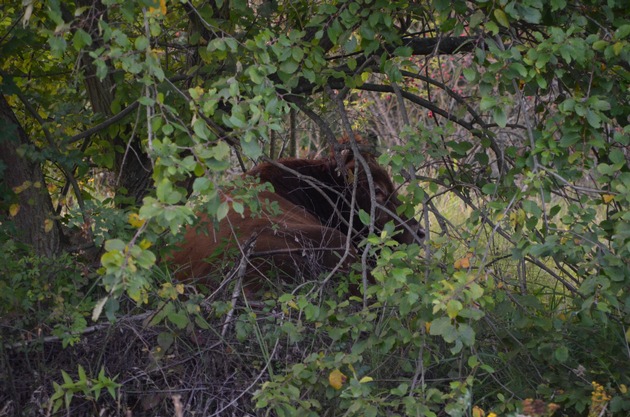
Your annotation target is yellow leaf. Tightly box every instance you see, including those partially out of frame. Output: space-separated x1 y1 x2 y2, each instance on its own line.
472 405 486 417
602 194 614 204
328 369 347 390
129 213 146 228
620 384 627 394
175 284 185 295
359 376 374 384
149 0 167 15
346 170 355 184
454 254 471 269
460 257 471 268
13 180 31 194
424 321 431 332
44 219 54 233
9 204 20 217
139 239 152 249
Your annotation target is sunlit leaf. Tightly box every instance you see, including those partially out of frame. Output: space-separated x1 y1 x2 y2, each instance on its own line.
328 369 347 390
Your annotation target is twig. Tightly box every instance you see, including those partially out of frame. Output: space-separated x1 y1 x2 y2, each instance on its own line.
68 102 139 144
209 334 280 416
325 85 375 305
5 311 154 350
221 233 257 338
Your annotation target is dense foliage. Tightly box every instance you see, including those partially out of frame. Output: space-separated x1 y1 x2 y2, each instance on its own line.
1 0 629 416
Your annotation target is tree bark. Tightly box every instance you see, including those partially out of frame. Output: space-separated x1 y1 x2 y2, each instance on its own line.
0 94 60 257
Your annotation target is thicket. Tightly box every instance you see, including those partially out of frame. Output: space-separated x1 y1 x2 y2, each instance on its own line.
1 0 629 416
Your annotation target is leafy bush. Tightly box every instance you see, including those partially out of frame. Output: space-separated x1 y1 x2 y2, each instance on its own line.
0 239 94 347
1 0 629 416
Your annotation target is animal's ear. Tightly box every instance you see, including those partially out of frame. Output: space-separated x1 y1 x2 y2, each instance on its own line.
340 148 354 163
332 147 354 177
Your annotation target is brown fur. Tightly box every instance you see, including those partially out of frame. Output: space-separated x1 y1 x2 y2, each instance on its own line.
169 148 424 297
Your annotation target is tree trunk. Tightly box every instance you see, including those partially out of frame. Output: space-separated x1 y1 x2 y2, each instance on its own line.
76 0 152 205
0 94 60 257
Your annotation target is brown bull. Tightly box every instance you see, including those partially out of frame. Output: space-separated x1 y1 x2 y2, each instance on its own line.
170 145 424 296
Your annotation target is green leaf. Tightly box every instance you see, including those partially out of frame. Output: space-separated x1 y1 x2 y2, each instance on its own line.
279 59 299 74
615 24 630 40
157 331 174 351
485 21 499 35
359 209 371 225
481 183 498 194
586 110 602 128
493 107 507 128
216 201 229 221
391 383 409 396
247 66 264 84
429 317 457 343
134 35 149 51
469 11 485 28
193 177 212 193
214 140 231 159
138 96 154 106
49 36 67 58
468 282 484 300
479 96 497 111
592 40 608 51
78 365 87 381
519 6 541 24
463 67 477 82
458 323 475 346
241 136 262 159
597 163 616 176
61 370 73 385
228 113 247 129
509 62 527 77
224 37 238 52
559 131 581 147
105 239 126 252
522 200 542 217
554 345 569 363
135 249 156 269
468 355 479 368
291 47 304 61
494 9 510 28
327 20 342 44
446 299 463 319
72 29 93 50
550 0 566 11
193 119 210 140
107 384 118 400
609 149 625 165
168 310 189 329
232 201 244 215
